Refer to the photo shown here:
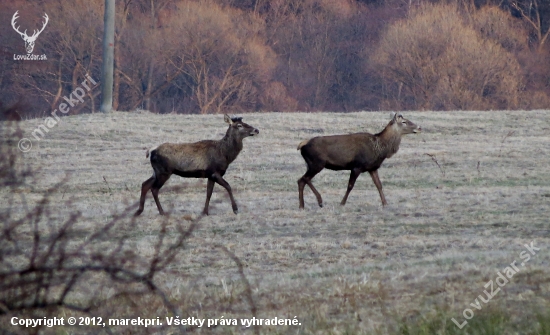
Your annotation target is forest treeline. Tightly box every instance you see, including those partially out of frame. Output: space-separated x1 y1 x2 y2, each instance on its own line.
2 0 550 118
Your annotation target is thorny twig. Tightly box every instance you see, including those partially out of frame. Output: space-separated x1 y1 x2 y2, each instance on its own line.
103 176 112 195
0 123 204 334
498 130 515 157
425 153 445 177
216 244 259 335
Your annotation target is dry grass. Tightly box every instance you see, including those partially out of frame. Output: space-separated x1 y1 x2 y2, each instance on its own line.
2 110 550 334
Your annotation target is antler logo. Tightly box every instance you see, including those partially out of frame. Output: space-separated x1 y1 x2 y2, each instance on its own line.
11 11 49 54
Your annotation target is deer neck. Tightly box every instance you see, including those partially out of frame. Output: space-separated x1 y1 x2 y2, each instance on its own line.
375 124 402 159
219 128 243 163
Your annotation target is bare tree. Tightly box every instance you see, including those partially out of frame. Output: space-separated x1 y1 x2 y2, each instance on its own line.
112 0 133 111
510 0 550 51
160 1 275 114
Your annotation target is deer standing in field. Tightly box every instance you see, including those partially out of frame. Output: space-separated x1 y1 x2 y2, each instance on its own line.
297 113 421 209
135 115 259 216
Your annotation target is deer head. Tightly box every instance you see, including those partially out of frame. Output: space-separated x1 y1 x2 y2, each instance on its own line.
11 11 49 54
224 114 260 139
390 112 422 134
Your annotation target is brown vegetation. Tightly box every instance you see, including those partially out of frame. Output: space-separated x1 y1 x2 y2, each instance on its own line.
0 100 24 121
372 3 524 111
2 0 550 116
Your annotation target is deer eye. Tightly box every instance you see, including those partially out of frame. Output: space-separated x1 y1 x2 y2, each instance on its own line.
237 124 243 128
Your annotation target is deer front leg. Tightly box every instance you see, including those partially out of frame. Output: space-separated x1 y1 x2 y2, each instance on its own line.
203 179 215 215
151 173 171 215
298 166 323 209
212 173 238 214
369 170 387 206
298 177 307 209
341 168 361 206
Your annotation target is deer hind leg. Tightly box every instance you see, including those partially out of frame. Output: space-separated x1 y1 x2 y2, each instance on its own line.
202 179 215 215
135 175 155 216
151 173 171 215
341 168 361 206
298 166 323 209
211 173 238 214
369 170 387 206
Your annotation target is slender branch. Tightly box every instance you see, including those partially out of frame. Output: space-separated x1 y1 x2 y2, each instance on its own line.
425 153 445 177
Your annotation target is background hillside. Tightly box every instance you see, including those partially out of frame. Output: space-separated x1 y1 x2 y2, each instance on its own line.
3 0 550 118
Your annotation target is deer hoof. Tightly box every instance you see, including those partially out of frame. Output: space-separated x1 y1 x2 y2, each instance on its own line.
134 209 143 217
233 209 238 214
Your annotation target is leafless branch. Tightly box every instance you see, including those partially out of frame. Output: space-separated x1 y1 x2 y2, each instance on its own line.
0 122 203 334
498 130 515 157
425 153 445 177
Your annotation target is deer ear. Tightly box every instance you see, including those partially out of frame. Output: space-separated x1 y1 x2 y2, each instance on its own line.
390 112 396 120
224 114 233 124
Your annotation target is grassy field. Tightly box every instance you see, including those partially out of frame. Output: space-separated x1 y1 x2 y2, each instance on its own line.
3 110 550 334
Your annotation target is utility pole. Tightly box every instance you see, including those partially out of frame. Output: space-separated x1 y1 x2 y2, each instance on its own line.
100 0 115 113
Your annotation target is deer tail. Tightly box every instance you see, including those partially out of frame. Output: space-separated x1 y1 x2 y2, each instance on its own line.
145 146 157 159
297 139 310 150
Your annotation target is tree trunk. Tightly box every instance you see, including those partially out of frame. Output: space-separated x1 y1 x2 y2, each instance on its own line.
144 60 154 112
100 0 115 113
144 0 156 112
113 45 120 111
113 0 132 111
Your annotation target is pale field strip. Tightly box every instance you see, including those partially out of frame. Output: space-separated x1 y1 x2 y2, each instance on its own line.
3 110 550 332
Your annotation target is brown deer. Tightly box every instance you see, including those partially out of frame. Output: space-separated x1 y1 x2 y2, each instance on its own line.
135 115 259 216
297 113 421 209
